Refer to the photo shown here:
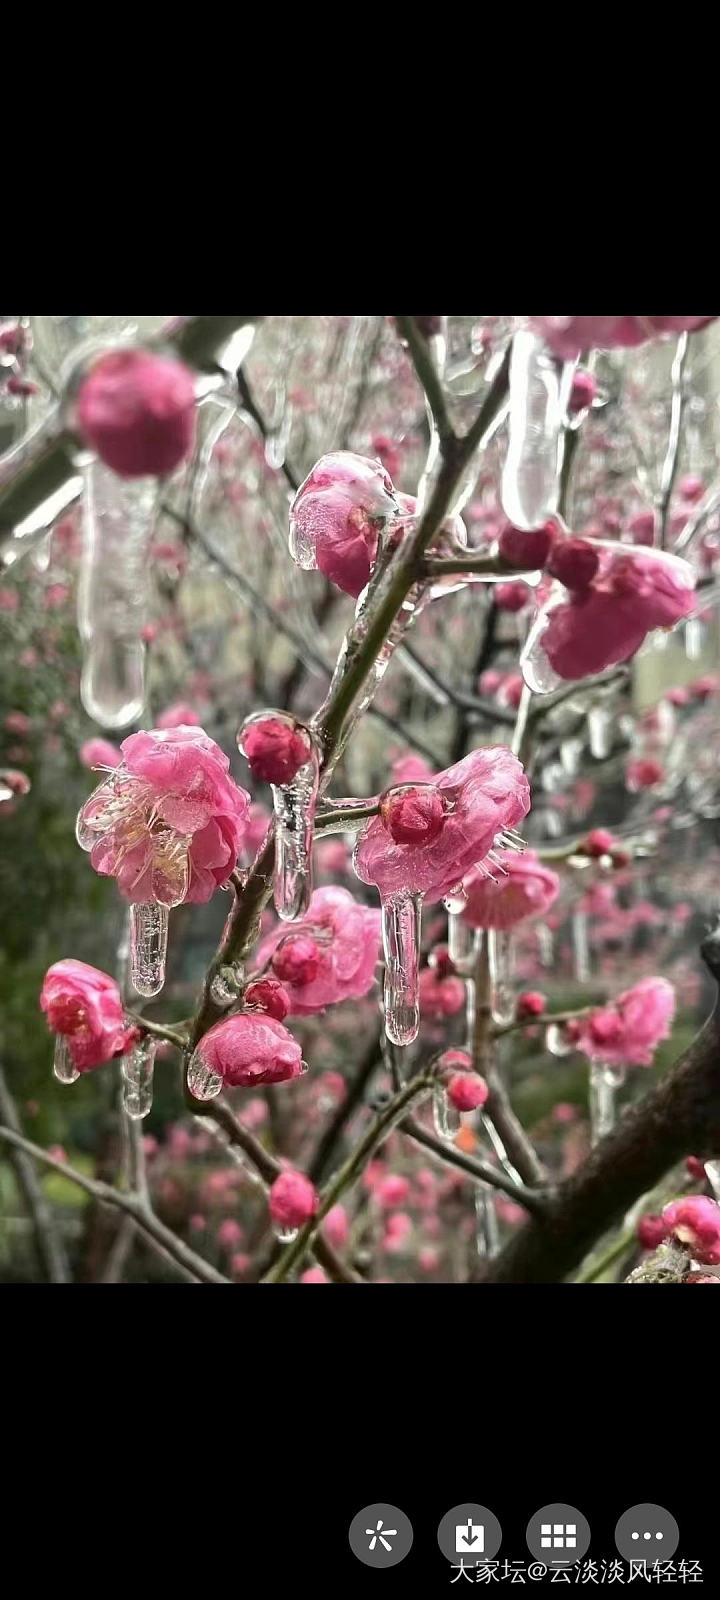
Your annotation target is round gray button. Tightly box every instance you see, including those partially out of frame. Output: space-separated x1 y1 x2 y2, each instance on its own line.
527 1504 591 1565
615 1504 679 1562
437 1503 502 1564
349 1504 413 1569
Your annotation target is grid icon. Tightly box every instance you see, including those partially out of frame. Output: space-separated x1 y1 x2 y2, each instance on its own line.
540 1524 577 1550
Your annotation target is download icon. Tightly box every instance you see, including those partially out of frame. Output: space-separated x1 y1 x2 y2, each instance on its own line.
456 1521 484 1555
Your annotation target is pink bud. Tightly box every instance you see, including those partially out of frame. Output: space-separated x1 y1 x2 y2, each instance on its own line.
269 1170 318 1231
548 539 600 591
498 522 554 570
678 474 704 501
377 1175 410 1209
447 1073 489 1112
517 990 547 1018
240 717 312 785
323 1204 350 1249
271 936 321 987
244 977 291 1021
300 1267 329 1283
627 509 656 546
568 370 597 413
637 1213 669 1251
583 828 615 858
494 582 531 612
80 738 122 771
380 785 446 846
439 1049 473 1070
77 349 197 478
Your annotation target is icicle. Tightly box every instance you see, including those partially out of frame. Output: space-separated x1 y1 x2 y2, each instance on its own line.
520 600 564 695
130 903 169 998
572 910 590 983
210 967 243 1007
559 736 583 778
488 929 515 1026
684 616 705 660
475 1186 500 1258
271 738 320 922
186 1051 223 1102
589 1062 625 1145
381 891 422 1047
447 912 477 975
122 1037 156 1121
274 1225 299 1245
588 704 613 760
53 1035 79 1085
78 461 157 729
433 1086 460 1142
501 330 566 530
537 922 554 968
546 1022 574 1058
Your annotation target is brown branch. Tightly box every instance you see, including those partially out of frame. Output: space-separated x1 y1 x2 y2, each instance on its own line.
478 930 720 1283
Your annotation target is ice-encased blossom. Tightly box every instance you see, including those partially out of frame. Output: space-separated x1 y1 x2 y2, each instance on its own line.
78 725 250 906
663 1196 720 1265
289 451 398 597
76 349 197 478
575 976 675 1067
40 959 137 1072
257 887 381 1014
538 547 695 681
354 749 530 904
460 848 559 931
529 315 718 360
194 1013 304 1088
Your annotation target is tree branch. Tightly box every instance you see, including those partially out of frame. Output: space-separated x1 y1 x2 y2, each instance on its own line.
0 1065 70 1283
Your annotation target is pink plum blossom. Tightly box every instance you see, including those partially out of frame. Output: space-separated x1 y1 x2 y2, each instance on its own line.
289 451 398 597
156 703 201 729
269 1170 318 1230
78 726 250 906
354 748 530 904
76 349 197 478
418 967 466 1018
529 315 717 360
575 977 675 1067
460 848 559 931
80 738 122 771
663 1196 720 1265
540 548 695 681
192 1013 305 1089
257 887 381 1014
40 959 138 1072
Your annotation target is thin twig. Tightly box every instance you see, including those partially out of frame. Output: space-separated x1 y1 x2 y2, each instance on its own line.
0 1065 70 1283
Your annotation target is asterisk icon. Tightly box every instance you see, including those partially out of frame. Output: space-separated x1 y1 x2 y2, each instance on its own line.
366 1520 398 1552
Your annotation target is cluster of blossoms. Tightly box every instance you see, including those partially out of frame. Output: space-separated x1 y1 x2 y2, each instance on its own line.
571 977 675 1067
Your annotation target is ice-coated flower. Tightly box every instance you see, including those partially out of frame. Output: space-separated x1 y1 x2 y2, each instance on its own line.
192 1013 304 1088
575 976 675 1067
663 1196 720 1265
447 1073 489 1112
354 748 530 905
539 547 695 681
498 522 555 570
381 786 446 846
40 959 137 1073
460 848 559 932
76 349 197 478
529 315 717 360
271 936 321 987
243 977 291 1021
78 726 250 906
289 450 398 597
418 966 466 1018
547 538 600 591
257 887 381 1014
80 738 122 771
269 1170 318 1230
240 715 312 786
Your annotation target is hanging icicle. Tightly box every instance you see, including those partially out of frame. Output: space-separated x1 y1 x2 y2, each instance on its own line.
381 891 423 1047
501 329 569 531
78 460 157 729
238 711 320 923
589 1061 626 1145
130 902 169 998
122 1035 157 1121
